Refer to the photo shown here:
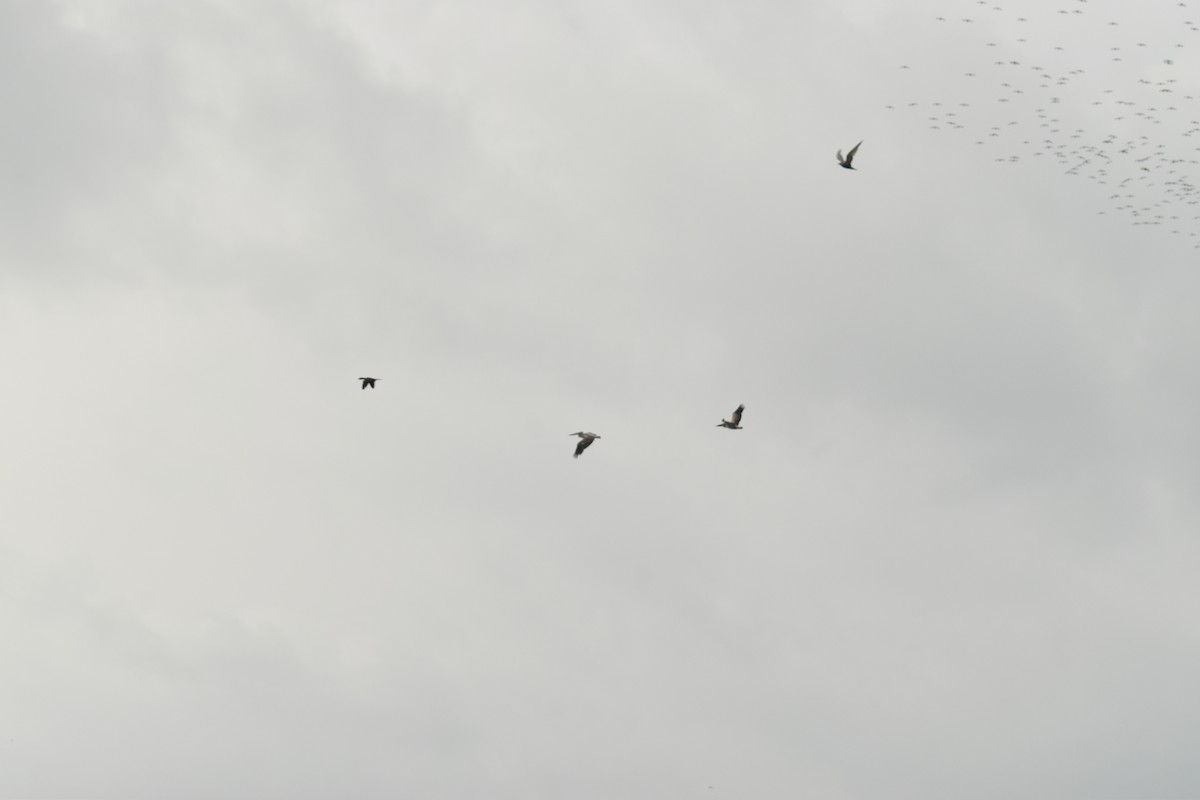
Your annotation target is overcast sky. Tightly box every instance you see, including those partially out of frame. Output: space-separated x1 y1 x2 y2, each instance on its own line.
3 0 1200 797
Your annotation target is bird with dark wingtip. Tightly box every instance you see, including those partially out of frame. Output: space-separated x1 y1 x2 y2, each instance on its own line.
837 141 863 169
569 431 601 458
717 404 745 429
358 377 377 390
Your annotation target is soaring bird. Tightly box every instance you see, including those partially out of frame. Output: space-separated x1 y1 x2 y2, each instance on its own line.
717 404 745 429
837 141 863 170
358 377 377 389
570 431 601 458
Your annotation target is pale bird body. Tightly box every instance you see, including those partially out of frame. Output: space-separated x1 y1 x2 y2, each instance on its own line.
718 404 745 429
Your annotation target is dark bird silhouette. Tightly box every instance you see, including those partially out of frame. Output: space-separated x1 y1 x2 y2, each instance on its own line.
570 432 601 458
837 141 863 169
717 404 745 429
358 377 377 390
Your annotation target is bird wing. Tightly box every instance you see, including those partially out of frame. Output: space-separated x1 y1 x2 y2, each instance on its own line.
574 437 593 457
731 404 744 425
846 141 862 163
836 149 845 164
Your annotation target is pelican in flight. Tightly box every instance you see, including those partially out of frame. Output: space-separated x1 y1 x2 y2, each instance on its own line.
717 404 745 429
837 140 863 170
358 377 377 390
570 431 601 458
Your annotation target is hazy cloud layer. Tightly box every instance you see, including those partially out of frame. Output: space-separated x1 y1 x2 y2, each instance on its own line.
3 1 1200 797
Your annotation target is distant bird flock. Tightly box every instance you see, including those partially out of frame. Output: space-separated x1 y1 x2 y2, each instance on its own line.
354 3 1200 455
891 0 1200 244
358 380 748 459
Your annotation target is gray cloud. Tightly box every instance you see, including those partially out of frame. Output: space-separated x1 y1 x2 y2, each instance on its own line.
3 1 1200 797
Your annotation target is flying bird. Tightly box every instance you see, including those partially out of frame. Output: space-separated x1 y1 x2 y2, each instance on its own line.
358 377 377 389
570 431 601 458
717 404 745 429
837 141 863 169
